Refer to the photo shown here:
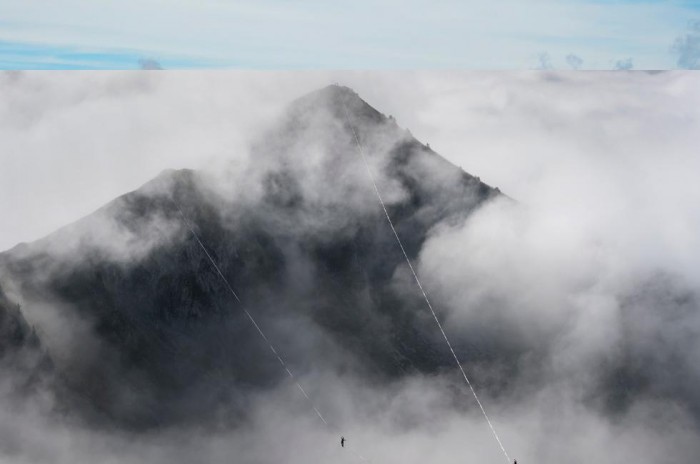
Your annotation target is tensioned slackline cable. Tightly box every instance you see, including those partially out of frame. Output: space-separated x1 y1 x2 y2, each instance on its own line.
340 97 512 464
172 203 369 463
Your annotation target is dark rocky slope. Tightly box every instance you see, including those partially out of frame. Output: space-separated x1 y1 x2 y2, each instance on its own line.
0 85 500 428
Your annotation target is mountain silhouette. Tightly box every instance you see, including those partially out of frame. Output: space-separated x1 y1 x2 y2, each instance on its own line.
0 85 501 429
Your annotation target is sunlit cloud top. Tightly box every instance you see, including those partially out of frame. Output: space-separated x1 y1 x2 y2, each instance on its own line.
1 0 699 69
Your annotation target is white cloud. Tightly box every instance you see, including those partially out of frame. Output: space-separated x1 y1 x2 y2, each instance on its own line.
0 71 325 250
1 70 700 464
2 71 699 259
407 72 700 456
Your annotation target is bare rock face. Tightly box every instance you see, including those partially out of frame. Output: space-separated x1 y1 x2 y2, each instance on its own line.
0 85 500 429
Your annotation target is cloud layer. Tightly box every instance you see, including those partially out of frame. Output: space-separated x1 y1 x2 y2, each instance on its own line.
1 72 699 463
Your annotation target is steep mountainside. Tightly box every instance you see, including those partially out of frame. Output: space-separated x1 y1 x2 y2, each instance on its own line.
0 283 52 394
0 85 500 428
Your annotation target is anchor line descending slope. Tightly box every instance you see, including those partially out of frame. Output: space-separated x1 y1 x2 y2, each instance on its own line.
172 202 369 463
340 97 512 464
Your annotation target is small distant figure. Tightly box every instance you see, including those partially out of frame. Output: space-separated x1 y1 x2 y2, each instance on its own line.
513 460 517 464
341 436 345 448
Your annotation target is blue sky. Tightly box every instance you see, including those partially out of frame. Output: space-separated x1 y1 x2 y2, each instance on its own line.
0 0 699 69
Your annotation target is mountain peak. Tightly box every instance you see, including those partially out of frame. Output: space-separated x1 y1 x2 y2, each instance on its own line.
286 83 386 126
0 83 502 429
253 83 500 199
320 83 358 97
301 83 360 103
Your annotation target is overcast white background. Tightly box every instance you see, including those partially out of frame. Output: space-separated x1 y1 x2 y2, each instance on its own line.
1 70 699 265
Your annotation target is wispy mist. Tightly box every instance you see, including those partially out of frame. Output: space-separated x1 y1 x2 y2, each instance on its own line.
1 72 699 464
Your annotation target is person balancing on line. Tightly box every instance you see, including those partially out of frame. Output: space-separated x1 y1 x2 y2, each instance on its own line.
341 436 345 448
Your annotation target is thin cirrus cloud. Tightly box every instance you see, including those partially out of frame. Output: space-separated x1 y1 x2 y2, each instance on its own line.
0 0 699 69
673 19 700 68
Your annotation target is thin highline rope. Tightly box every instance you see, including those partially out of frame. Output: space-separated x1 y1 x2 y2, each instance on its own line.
173 204 369 462
341 99 512 464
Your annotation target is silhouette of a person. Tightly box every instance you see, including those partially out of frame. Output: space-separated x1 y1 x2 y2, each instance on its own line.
341 436 345 448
